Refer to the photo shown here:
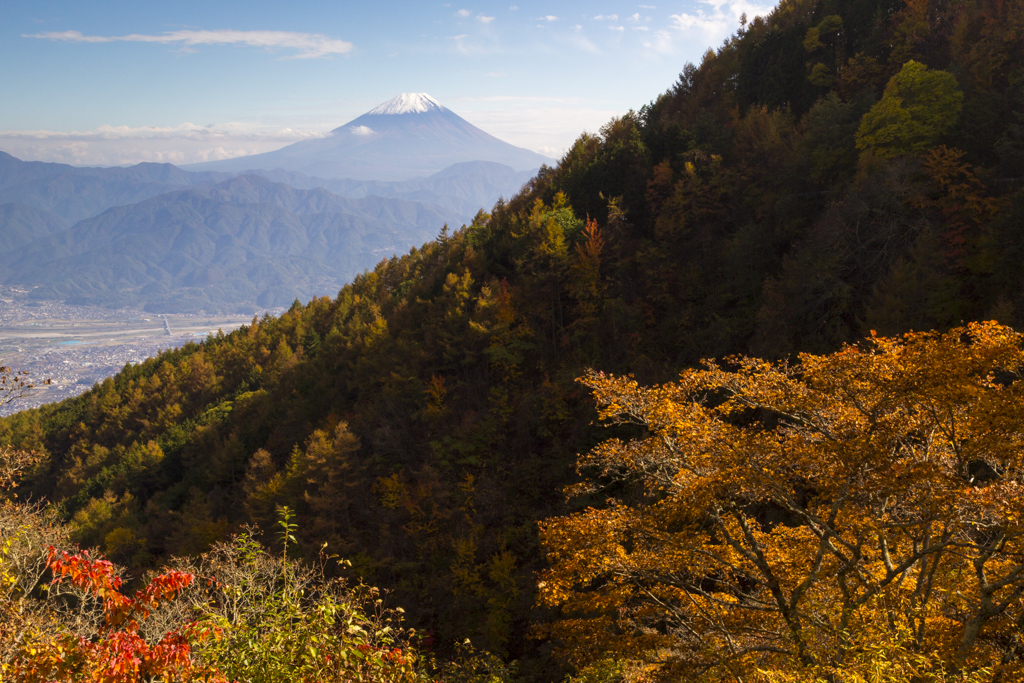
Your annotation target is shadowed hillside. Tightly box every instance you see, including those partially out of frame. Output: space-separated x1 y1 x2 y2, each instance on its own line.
3 0 1024 679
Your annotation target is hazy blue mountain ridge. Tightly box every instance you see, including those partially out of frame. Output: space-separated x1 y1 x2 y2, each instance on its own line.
0 152 535 230
0 175 462 312
0 94 549 312
0 202 69 252
0 151 230 224
247 161 536 218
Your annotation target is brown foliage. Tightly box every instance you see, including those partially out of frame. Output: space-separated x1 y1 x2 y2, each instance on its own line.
540 323 1024 681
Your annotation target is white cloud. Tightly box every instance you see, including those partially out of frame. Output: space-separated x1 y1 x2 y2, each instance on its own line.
639 4 656 8
644 29 675 54
632 26 650 30
0 122 332 166
0 95 629 167
448 32 470 53
0 122 326 143
446 32 501 56
593 14 618 20
24 29 353 59
537 15 558 21
566 33 600 53
609 26 625 31
456 95 593 103
452 98 623 158
670 12 724 31
627 13 641 21
478 15 495 23
509 4 519 9
455 8 472 17
655 0 771 54
350 125 375 136
448 33 475 55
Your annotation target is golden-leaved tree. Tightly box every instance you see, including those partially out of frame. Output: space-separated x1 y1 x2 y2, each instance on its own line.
539 322 1024 682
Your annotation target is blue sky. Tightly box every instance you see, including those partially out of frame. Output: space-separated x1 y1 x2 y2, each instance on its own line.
0 0 773 166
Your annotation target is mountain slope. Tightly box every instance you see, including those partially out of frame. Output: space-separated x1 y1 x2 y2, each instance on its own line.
4 0 1024 678
0 175 461 311
0 203 68 252
184 93 553 180
0 152 230 224
248 161 536 219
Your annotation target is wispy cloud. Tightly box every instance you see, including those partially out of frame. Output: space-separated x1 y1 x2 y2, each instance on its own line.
453 98 624 158
0 122 331 166
537 15 558 21
566 33 600 53
23 29 353 59
643 29 675 54
648 0 771 55
671 0 772 32
592 14 618 20
455 8 472 17
609 26 625 31
455 95 592 103
448 32 470 53
478 15 495 23
447 32 501 56
0 122 327 143
0 97 627 167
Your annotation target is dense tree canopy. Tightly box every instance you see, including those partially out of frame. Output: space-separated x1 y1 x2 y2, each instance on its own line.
856 60 964 157
1 0 1024 678
540 322 1024 681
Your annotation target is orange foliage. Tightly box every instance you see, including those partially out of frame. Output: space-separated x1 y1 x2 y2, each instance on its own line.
540 323 1024 681
10 550 224 683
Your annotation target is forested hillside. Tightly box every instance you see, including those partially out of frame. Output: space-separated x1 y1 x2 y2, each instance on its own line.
2 0 1023 679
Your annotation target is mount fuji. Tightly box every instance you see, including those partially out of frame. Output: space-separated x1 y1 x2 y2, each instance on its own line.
184 94 554 181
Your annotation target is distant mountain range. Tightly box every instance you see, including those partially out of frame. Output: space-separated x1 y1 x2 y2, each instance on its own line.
0 151 229 224
0 94 548 312
0 151 534 229
0 174 462 312
247 161 536 219
0 202 69 252
183 93 552 180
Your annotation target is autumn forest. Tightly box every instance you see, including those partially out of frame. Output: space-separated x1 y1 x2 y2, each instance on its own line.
2 0 1024 679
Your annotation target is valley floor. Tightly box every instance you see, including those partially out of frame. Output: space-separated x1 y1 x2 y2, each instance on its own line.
0 289 268 414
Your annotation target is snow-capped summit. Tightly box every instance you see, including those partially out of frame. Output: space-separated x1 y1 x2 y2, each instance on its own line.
184 92 552 181
367 93 446 115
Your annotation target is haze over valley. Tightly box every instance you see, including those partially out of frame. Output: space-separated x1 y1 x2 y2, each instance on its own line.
1 93 550 398
0 95 550 313
0 288 257 415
